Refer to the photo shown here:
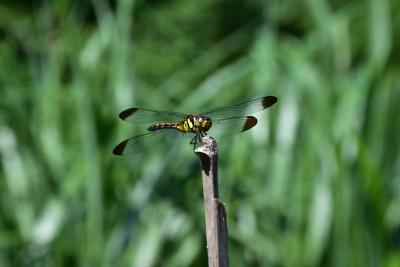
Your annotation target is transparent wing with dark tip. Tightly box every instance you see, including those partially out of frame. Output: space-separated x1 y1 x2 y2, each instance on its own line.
206 116 258 139
118 108 186 124
113 129 181 155
203 96 277 120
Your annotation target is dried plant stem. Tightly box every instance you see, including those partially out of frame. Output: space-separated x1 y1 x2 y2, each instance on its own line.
195 136 229 267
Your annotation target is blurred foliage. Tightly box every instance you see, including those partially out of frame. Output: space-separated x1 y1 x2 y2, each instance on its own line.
0 0 400 266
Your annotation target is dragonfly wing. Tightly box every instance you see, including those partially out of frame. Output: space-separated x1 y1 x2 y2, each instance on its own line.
119 108 185 124
203 96 277 120
207 116 258 139
113 129 178 155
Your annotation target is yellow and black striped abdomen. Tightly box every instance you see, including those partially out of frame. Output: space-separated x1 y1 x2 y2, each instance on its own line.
147 122 179 131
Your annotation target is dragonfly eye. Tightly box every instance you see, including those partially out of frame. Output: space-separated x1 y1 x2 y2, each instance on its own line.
201 116 212 130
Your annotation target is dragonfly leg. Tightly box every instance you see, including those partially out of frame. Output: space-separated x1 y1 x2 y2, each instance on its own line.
190 132 207 149
190 135 197 148
200 130 207 138
197 132 204 145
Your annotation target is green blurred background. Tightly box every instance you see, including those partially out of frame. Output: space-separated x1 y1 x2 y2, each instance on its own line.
1 0 400 266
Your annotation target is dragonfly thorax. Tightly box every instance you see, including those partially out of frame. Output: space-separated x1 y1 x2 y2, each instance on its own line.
178 115 212 133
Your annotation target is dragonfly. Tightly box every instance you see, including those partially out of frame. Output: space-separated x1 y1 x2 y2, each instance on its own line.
113 96 278 155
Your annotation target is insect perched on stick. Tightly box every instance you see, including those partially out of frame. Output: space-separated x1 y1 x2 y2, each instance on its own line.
113 96 278 155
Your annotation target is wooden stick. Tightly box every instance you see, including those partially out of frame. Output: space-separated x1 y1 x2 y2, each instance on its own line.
195 136 229 267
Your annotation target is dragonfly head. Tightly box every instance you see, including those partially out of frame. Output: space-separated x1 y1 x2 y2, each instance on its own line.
196 115 212 131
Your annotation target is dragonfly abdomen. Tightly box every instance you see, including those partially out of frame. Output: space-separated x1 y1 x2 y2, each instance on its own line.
147 122 179 131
